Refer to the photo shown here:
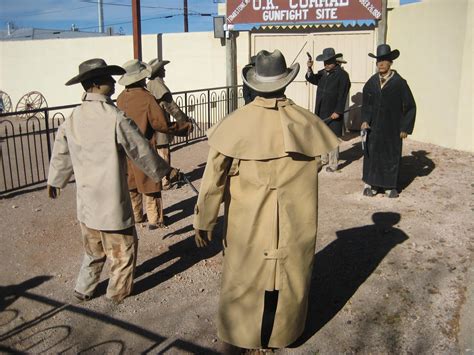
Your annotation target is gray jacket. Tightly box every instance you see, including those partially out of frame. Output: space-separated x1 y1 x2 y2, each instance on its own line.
47 93 170 230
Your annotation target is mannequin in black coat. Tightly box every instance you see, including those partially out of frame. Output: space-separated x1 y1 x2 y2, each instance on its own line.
361 45 416 198
306 49 351 172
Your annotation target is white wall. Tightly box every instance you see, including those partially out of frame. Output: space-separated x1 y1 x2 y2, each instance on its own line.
161 31 250 92
387 0 473 152
0 32 250 108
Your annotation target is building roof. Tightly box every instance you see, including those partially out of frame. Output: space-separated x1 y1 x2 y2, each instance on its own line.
0 28 112 41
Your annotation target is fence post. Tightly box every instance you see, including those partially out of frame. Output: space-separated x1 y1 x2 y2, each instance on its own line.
207 89 211 129
226 87 230 115
44 109 52 161
184 92 188 145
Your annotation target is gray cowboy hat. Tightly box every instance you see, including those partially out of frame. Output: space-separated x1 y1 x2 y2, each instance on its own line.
148 58 170 78
65 58 125 86
118 59 152 86
316 47 343 62
242 49 299 93
368 44 400 61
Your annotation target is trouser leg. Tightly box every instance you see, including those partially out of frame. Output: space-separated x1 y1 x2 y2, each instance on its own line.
329 146 339 170
102 227 138 302
75 223 106 297
157 145 171 189
144 192 164 225
129 189 144 223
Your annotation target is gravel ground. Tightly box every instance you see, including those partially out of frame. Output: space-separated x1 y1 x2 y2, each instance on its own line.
0 137 473 354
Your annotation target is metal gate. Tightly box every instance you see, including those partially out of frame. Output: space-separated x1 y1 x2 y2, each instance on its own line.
0 86 243 196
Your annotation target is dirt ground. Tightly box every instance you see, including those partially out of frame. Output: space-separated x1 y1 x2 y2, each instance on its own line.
0 137 473 354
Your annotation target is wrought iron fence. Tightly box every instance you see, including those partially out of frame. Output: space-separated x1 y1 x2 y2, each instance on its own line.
0 85 243 195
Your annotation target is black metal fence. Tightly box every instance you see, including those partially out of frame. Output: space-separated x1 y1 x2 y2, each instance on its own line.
0 85 243 195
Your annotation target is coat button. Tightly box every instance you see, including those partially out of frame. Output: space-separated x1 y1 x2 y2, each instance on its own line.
264 252 268 256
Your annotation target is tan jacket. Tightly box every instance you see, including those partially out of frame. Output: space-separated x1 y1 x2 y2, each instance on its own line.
193 97 339 348
47 93 170 231
117 87 191 193
147 77 189 146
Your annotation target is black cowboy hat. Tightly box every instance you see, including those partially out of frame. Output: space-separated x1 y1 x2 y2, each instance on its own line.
65 58 125 86
242 49 299 93
368 44 400 61
316 47 343 62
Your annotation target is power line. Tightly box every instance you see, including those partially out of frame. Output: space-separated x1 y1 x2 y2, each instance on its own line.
0 5 96 20
79 12 215 30
79 0 205 14
79 12 180 30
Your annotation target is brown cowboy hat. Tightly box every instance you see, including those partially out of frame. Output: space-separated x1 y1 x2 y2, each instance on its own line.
118 59 152 86
242 49 299 93
65 58 125 86
148 58 170 78
316 47 343 62
368 44 400 61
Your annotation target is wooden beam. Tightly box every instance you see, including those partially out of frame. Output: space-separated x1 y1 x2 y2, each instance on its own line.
132 0 142 60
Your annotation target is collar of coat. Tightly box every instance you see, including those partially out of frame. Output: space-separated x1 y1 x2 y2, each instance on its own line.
147 77 171 101
207 96 339 160
81 92 114 105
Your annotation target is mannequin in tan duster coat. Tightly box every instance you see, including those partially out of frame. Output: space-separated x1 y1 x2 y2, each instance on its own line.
194 50 339 350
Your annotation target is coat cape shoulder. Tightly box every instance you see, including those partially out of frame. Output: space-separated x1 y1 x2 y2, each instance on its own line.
207 97 339 160
147 78 170 101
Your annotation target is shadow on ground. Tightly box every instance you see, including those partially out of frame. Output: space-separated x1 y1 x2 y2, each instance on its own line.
132 228 222 296
164 195 198 226
293 212 409 346
399 150 435 190
0 277 218 354
338 142 364 170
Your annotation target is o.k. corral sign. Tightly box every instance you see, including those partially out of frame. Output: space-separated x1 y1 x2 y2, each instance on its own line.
226 0 382 24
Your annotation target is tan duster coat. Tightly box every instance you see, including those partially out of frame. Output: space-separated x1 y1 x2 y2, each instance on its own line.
147 77 189 146
117 87 190 193
193 97 339 349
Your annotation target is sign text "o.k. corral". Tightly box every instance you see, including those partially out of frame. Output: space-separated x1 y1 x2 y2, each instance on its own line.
226 0 382 24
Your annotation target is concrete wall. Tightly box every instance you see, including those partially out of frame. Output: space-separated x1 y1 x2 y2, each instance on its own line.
0 32 250 108
387 0 473 152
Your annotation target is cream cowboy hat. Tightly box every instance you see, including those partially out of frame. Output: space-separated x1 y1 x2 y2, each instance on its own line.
65 58 125 86
118 59 152 86
242 50 299 93
148 59 170 78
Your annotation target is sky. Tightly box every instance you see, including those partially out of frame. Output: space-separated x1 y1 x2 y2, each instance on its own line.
0 0 219 35
0 0 421 35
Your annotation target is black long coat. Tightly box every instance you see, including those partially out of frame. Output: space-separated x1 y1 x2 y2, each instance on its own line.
306 65 351 137
361 71 416 189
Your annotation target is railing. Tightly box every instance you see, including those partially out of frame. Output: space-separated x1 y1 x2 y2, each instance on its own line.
0 85 243 195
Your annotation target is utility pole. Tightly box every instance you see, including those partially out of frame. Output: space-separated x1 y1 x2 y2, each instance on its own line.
98 0 105 33
132 0 142 60
377 0 388 45
183 0 189 32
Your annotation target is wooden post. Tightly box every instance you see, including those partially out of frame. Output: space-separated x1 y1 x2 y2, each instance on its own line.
184 0 189 32
226 31 238 112
377 0 388 45
132 0 142 60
